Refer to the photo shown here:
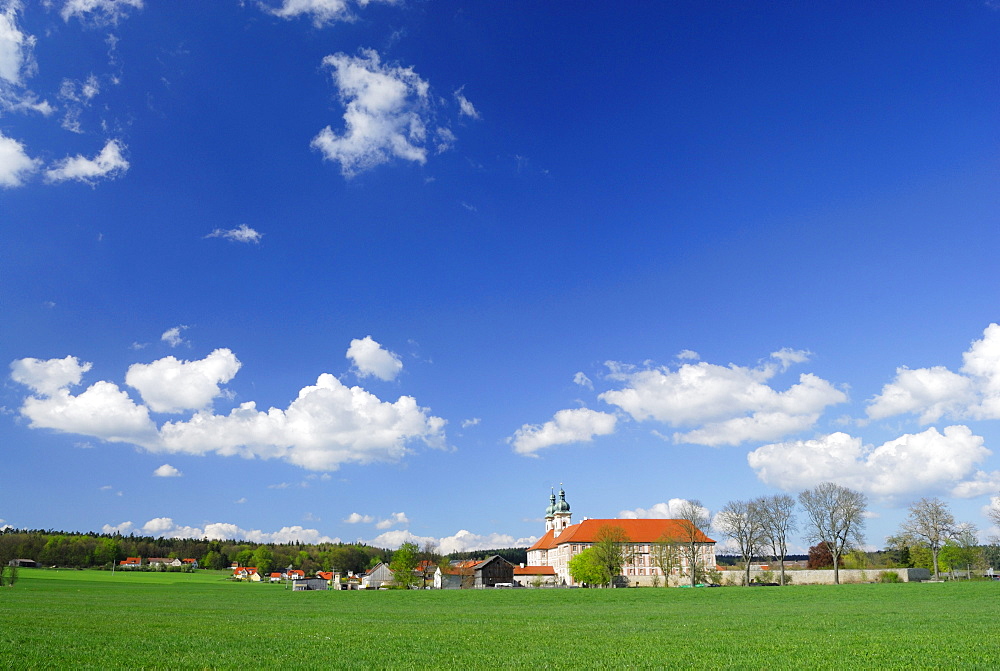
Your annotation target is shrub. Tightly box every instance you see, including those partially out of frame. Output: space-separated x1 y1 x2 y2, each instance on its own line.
879 571 901 583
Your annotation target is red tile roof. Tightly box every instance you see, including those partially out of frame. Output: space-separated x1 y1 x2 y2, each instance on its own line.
514 566 555 575
529 519 715 551
439 560 481 575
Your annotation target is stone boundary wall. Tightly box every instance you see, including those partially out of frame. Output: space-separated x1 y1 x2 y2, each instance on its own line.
717 567 931 585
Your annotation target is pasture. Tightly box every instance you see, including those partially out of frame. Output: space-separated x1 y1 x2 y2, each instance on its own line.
2 569 998 668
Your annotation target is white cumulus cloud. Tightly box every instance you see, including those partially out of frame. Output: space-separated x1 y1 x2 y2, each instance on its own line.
867 324 1000 424
12 352 446 472
105 517 340 543
364 528 537 553
311 49 436 177
153 463 181 477
44 139 129 184
158 373 446 470
747 425 992 500
343 512 373 524
125 349 241 414
600 350 846 446
19 379 159 445
0 131 40 187
0 1 34 88
10 355 92 395
509 407 617 456
374 511 408 530
618 498 711 520
346 336 402 381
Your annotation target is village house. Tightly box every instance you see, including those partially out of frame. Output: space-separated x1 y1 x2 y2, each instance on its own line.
526 488 717 586
433 556 515 589
361 562 394 589
292 576 329 591
148 557 183 568
513 564 557 588
119 557 142 569
232 566 261 581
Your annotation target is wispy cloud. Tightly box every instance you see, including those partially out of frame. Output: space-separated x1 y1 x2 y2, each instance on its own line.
160 325 189 348
205 224 262 244
454 86 480 119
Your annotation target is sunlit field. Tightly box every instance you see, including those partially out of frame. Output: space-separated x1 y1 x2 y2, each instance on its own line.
2 569 998 668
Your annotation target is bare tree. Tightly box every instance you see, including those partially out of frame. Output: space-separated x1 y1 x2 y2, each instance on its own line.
756 494 797 586
798 482 867 584
674 499 712 587
987 498 1000 536
897 497 955 580
715 499 766 586
650 534 682 587
592 525 633 588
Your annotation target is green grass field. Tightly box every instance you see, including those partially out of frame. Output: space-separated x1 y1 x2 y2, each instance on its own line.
2 569 999 669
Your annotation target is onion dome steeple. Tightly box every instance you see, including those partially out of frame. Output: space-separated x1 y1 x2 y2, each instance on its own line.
555 486 571 514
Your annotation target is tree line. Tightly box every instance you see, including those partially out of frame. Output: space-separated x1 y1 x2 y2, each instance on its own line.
0 529 393 576
0 528 530 579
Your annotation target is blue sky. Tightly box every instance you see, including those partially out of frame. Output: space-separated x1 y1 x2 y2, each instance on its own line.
2 0 999 554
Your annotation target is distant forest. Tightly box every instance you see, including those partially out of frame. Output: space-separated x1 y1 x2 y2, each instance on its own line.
0 528 527 575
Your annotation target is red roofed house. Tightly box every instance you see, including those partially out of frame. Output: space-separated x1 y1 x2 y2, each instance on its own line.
119 557 142 569
232 566 261 581
513 564 557 588
526 488 716 587
433 556 514 589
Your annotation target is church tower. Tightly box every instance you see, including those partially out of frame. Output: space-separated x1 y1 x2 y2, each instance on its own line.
547 485 572 537
544 489 557 532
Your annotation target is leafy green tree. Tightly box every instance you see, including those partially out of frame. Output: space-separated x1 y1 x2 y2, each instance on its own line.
947 524 983 579
202 550 227 571
909 546 933 572
251 546 274 576
389 542 420 589
899 545 912 568
567 548 608 586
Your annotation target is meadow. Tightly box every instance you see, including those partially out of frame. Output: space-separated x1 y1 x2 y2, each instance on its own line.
2 569 999 669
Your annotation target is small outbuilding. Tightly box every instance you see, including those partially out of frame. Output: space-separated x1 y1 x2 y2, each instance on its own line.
473 555 515 588
8 559 38 568
292 577 329 591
